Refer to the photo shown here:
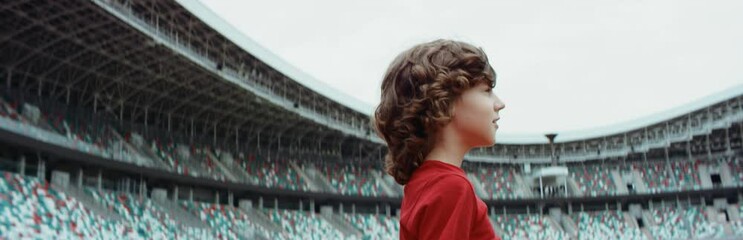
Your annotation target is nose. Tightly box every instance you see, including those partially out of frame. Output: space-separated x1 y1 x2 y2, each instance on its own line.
493 95 505 112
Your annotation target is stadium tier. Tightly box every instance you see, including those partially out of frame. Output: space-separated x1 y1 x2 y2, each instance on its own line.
0 172 131 238
475 165 519 199
0 93 743 199
181 201 278 239
85 188 215 239
342 213 400 239
0 95 743 199
2 170 743 239
494 213 570 239
648 205 727 239
1 94 741 200
1 93 743 239
314 161 386 197
572 211 645 240
569 163 615 197
265 208 346 239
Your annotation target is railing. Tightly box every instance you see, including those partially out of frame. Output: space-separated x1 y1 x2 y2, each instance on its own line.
0 116 152 167
90 0 379 144
468 112 743 163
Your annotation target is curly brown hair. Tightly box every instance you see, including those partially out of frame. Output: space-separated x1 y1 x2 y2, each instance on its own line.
373 39 496 185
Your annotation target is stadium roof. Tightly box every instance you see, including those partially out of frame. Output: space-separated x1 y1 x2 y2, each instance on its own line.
177 0 742 145
4 0 736 150
497 83 743 144
176 0 374 116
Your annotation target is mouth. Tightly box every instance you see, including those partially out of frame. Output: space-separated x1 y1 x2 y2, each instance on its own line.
492 118 500 128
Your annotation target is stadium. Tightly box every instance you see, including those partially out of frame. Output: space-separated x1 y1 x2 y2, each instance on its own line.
0 0 742 239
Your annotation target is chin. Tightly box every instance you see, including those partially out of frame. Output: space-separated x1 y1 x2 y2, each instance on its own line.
478 136 496 147
486 132 497 146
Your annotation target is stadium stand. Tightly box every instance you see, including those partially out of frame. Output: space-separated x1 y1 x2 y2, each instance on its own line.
316 161 385 197
85 188 214 239
0 96 740 197
475 165 519 199
342 213 400 239
0 172 131 239
181 201 278 239
569 163 616 196
572 210 645 240
494 213 570 239
648 205 727 239
2 101 743 237
264 208 346 239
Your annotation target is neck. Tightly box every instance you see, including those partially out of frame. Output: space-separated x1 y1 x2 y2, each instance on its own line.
424 130 470 168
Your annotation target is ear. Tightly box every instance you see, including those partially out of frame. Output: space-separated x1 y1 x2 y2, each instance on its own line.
449 98 461 118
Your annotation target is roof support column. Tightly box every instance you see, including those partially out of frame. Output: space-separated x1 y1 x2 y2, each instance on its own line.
687 139 693 161
144 106 148 134
65 86 71 104
257 131 261 154
5 68 10 89
706 133 712 159
93 93 98 114
36 79 42 97
725 125 731 153
119 101 124 122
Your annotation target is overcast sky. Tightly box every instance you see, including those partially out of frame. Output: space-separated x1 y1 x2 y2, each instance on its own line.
199 0 742 135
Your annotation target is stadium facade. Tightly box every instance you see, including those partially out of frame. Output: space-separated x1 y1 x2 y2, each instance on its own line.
0 0 742 239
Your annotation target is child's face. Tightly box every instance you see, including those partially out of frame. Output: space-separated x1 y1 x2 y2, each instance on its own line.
450 82 505 147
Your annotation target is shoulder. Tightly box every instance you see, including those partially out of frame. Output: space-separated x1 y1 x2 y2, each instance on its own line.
426 174 475 199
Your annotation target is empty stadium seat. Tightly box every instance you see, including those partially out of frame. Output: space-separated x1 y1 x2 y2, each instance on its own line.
319 163 384 197
570 164 615 196
264 208 346 239
181 201 278 239
572 211 644 240
649 205 726 239
85 188 214 239
343 213 399 239
477 166 518 199
237 156 309 191
0 172 131 238
494 214 569 240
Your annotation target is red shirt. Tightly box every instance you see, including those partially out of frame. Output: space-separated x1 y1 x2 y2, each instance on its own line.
400 160 500 240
